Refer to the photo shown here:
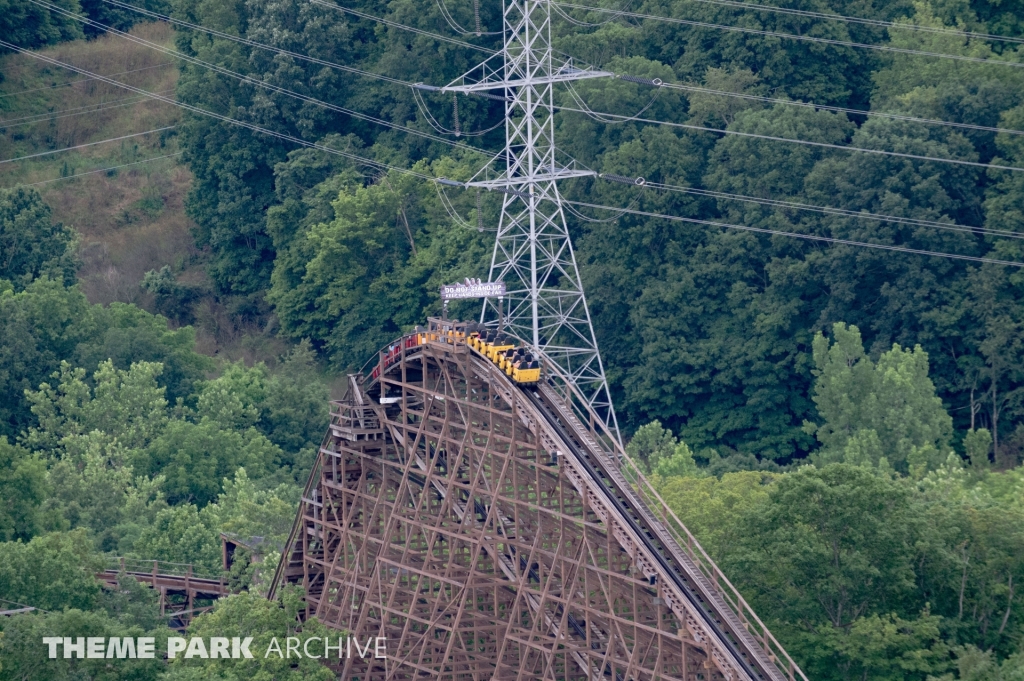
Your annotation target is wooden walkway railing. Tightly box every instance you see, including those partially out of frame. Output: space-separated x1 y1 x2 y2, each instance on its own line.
98 557 230 629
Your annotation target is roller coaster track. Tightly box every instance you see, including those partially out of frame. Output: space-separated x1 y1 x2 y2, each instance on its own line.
271 320 806 681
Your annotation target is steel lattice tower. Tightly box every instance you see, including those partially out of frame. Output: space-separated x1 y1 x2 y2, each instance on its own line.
442 0 619 440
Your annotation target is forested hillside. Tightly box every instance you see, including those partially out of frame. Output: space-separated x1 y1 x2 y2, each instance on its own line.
2 0 1024 677
154 0 1024 467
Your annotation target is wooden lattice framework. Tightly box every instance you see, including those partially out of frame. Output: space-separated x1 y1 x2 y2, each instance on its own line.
271 325 805 681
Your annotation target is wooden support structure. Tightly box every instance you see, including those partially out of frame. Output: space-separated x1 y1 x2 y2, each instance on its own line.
270 321 807 681
97 558 229 630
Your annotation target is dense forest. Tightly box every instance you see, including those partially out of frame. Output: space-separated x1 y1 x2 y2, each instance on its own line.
2 0 1024 677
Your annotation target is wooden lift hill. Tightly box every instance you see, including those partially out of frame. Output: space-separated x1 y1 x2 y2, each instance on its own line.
270 318 807 681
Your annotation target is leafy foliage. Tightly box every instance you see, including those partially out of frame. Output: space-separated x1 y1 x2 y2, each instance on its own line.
806 322 954 475
0 187 78 290
0 438 46 542
0 0 82 51
161 588 335 681
0 530 103 612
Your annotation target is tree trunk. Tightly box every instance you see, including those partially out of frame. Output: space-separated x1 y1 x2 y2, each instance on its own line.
999 575 1014 636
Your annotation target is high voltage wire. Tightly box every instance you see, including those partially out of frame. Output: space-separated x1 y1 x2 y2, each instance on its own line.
153 0 1020 148
308 0 498 54
0 61 173 99
103 0 507 139
103 0 1024 176
665 0 1024 45
0 39 434 182
619 177 1024 240
565 200 1024 267
98 0 410 87
18 151 184 187
0 90 174 127
558 104 1024 172
554 2 1024 69
32 0 488 156
434 0 502 35
655 82 1024 137
86 0 1024 141
104 0 1024 142
0 126 175 165
10 11 1016 268
3 42 1015 270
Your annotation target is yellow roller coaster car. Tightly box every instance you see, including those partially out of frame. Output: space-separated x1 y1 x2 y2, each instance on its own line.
512 359 541 385
455 322 542 386
486 337 515 362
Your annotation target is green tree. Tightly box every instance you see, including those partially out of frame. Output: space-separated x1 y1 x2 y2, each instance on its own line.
0 607 172 681
656 470 775 559
135 418 280 507
42 433 166 552
624 420 700 477
195 348 328 478
267 160 489 370
259 342 329 461
127 503 220 571
0 438 46 542
200 469 300 556
0 530 103 612
161 588 334 681
0 279 95 441
730 465 918 632
931 646 1024 681
806 322 954 474
0 187 78 290
825 610 951 681
625 420 677 473
74 302 213 407
24 360 169 455
0 0 82 51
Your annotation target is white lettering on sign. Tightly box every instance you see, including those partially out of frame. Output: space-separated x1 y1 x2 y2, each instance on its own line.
440 278 506 300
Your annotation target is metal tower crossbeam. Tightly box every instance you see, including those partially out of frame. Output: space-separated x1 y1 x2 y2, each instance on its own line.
444 0 619 439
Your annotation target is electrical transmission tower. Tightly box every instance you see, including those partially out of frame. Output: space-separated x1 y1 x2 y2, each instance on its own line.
442 0 621 441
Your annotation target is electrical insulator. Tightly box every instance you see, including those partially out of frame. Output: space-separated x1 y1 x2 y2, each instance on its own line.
476 189 484 232
618 75 664 87
453 94 461 137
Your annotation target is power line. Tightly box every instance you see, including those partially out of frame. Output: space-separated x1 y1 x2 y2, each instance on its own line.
32 0 487 155
565 199 1024 267
11 20 1010 270
0 39 434 182
0 61 173 99
99 0 1024 148
0 90 174 127
0 126 175 165
603 176 1024 240
98 0 411 87
104 0 498 138
0 597 47 614
555 1 1024 69
434 0 502 35
654 81 1024 137
19 151 183 187
664 0 1024 45
101 0 1024 143
308 0 497 54
558 104 1024 172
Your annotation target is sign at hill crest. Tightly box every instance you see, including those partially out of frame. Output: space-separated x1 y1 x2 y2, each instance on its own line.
440 278 505 300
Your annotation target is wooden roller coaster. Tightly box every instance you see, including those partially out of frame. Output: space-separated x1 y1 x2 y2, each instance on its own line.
270 318 807 681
